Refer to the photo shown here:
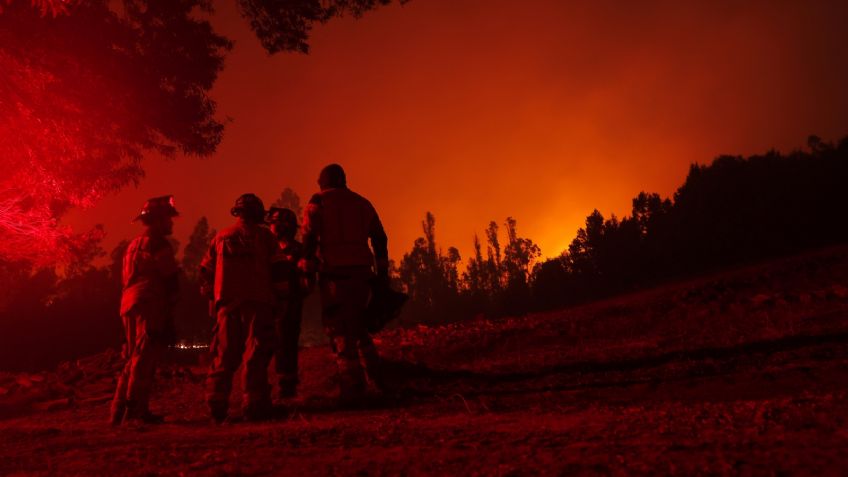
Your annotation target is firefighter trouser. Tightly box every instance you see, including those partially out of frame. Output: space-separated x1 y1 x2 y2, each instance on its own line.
274 296 303 387
112 302 166 416
206 301 275 414
320 267 375 397
358 333 383 388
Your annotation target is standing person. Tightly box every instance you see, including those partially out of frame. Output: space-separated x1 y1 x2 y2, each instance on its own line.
300 164 389 406
200 193 277 423
111 196 180 426
266 207 311 399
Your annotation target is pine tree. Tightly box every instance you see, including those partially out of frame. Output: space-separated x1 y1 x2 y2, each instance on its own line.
182 217 215 281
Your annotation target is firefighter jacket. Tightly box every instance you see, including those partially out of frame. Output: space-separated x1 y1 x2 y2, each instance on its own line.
271 239 306 299
120 234 179 316
199 219 277 307
301 187 388 271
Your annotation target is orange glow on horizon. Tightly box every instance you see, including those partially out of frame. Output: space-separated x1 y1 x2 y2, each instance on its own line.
63 0 848 265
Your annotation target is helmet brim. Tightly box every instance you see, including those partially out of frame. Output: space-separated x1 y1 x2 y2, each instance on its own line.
133 208 179 222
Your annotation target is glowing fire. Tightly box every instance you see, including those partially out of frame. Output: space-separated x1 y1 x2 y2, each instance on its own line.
172 342 209 350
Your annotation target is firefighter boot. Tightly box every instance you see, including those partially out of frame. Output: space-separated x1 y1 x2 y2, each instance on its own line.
124 401 165 424
243 396 274 422
278 376 298 399
334 336 366 408
209 400 228 424
359 335 386 392
109 400 127 427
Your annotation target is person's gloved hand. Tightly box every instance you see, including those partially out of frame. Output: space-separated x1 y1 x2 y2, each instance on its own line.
298 258 317 274
162 315 177 347
300 274 316 295
200 284 213 299
375 266 390 289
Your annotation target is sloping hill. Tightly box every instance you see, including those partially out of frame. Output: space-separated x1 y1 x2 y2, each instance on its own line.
2 246 848 475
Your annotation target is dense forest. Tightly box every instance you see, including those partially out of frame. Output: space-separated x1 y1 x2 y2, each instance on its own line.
394 135 848 322
0 136 846 370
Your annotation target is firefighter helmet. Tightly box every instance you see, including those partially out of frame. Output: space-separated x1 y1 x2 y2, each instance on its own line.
133 195 179 223
230 193 265 220
266 207 298 226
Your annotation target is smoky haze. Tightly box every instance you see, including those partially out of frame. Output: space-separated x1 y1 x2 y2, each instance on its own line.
64 0 848 261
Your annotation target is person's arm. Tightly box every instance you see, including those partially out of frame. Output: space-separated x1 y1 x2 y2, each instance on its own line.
121 239 137 290
198 238 217 300
156 241 180 305
293 241 314 295
299 193 322 273
369 209 389 281
153 239 180 346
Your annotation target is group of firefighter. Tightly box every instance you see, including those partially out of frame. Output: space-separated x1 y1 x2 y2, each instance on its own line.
110 164 405 425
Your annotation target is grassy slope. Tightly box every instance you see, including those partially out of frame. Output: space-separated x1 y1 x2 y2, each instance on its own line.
2 245 848 475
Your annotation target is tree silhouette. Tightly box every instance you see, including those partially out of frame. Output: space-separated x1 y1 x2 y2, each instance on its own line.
237 0 409 54
0 1 230 263
442 246 462 293
399 237 428 305
182 217 216 281
498 217 540 313
398 212 469 322
567 209 605 280
484 221 503 293
463 234 488 298
530 255 569 309
503 217 541 287
530 134 848 309
400 213 443 307
0 0 403 265
271 187 303 218
0 0 76 17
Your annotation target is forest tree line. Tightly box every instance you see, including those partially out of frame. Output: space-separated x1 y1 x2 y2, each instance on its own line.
1 136 847 370
394 135 848 322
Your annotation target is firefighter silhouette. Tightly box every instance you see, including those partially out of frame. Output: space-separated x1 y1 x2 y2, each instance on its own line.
300 164 397 405
111 196 179 425
200 193 278 422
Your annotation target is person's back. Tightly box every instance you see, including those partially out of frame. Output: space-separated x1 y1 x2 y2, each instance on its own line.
267 207 309 398
205 220 276 307
270 238 305 297
301 164 389 406
111 196 179 426
121 234 178 316
310 187 380 270
201 193 277 423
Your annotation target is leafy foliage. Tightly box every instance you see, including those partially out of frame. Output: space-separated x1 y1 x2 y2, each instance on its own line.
394 136 848 324
531 135 848 310
0 0 400 265
181 217 216 281
271 187 304 217
398 212 539 323
0 0 77 17
236 0 407 54
0 0 230 263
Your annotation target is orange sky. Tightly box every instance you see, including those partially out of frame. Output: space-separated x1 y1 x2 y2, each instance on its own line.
65 0 848 264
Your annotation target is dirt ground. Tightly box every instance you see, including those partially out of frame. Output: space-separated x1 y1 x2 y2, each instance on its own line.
2 246 848 476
